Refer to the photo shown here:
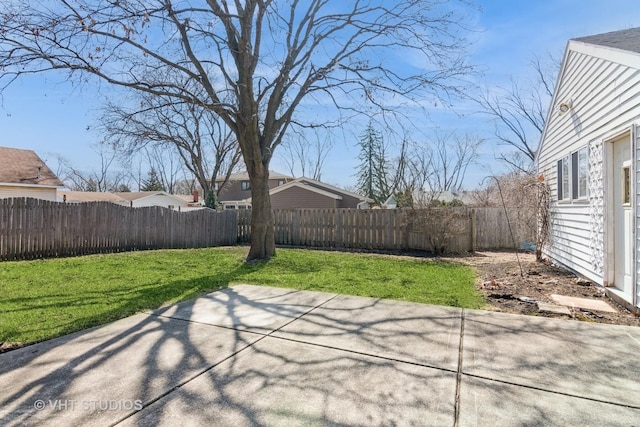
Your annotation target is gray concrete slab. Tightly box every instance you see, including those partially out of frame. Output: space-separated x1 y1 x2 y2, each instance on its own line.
122 336 457 427
459 375 640 426
3 285 640 427
152 284 337 333
272 294 462 370
551 294 617 312
463 309 640 407
0 313 260 427
536 302 572 315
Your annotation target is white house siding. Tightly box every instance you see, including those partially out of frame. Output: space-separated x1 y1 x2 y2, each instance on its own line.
636 131 640 306
131 195 188 210
538 44 640 292
0 185 58 201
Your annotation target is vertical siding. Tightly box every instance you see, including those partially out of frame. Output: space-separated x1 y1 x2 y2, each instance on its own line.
538 47 640 292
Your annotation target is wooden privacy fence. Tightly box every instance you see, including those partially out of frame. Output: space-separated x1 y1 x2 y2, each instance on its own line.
0 198 237 260
238 207 536 253
474 207 536 250
0 199 535 261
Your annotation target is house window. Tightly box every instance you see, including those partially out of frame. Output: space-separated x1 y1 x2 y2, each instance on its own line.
622 165 631 205
214 182 220 191
241 181 250 191
278 179 285 186
557 157 570 201
571 146 588 199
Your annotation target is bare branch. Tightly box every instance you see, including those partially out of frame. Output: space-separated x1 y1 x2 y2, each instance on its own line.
1 0 475 260
473 54 559 171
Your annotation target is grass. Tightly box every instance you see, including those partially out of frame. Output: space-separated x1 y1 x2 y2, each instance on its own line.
0 247 483 345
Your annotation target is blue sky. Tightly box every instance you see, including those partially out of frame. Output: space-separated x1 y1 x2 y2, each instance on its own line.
0 0 638 191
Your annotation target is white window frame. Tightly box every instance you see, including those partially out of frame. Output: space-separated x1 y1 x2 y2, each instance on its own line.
571 146 588 200
622 162 631 206
557 156 570 201
241 181 250 191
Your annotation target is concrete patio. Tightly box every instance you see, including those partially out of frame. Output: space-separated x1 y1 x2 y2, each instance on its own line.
1 284 639 426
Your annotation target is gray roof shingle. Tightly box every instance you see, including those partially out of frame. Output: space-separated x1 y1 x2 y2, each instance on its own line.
574 27 640 54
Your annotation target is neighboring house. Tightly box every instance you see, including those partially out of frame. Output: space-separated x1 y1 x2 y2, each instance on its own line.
58 190 129 206
537 27 640 311
174 191 205 210
266 178 372 209
57 189 204 211
383 190 475 209
115 191 200 211
0 147 64 201
216 171 293 209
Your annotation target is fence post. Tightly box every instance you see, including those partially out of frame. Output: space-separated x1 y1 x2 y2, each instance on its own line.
401 209 410 251
471 208 477 252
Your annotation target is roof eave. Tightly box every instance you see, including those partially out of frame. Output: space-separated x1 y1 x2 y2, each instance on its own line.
0 181 63 189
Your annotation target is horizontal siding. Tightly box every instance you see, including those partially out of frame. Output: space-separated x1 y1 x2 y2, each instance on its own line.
545 244 603 285
132 195 188 209
217 181 250 202
270 187 337 209
218 179 287 202
539 47 640 288
0 186 57 201
337 193 363 209
539 52 640 167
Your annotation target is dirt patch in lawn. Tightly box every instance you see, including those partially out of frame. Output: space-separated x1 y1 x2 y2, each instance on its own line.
445 251 640 326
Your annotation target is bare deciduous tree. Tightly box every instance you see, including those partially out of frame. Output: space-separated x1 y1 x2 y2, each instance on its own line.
403 132 482 197
0 1 474 260
141 146 185 194
57 145 130 192
279 129 333 181
99 92 241 199
475 54 559 173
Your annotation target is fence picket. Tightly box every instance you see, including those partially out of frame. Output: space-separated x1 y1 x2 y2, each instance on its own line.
237 207 534 253
0 199 534 261
0 198 238 261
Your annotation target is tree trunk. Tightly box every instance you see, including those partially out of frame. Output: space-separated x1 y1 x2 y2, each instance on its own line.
247 167 276 261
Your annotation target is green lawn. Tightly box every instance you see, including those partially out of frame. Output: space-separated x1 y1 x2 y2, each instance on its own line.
0 247 483 345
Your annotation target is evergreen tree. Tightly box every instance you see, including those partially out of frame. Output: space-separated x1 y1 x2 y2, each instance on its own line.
355 123 391 205
394 187 414 208
140 167 165 191
204 190 219 210
86 178 98 192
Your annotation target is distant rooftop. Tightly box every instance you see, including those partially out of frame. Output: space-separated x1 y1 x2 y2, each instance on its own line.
0 146 64 186
59 190 128 203
114 191 170 201
216 171 294 181
574 27 640 54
